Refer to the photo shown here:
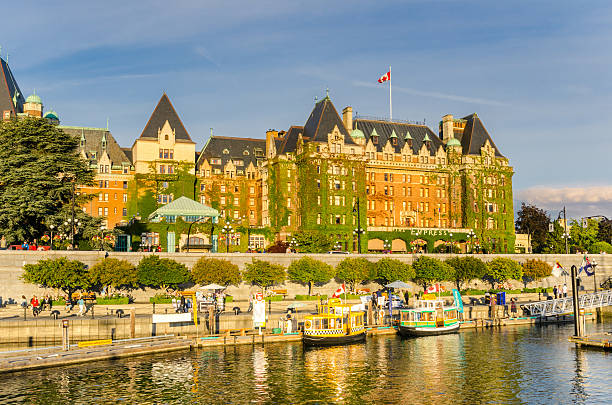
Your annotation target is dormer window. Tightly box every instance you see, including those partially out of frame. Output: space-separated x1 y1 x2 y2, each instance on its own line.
392 138 397 146
243 150 250 155
223 149 229 155
372 136 378 145
164 135 169 140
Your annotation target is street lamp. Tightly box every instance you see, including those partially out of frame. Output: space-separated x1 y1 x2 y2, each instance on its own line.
353 227 365 253
383 239 391 253
289 237 298 252
221 223 234 253
467 230 475 254
448 233 453 254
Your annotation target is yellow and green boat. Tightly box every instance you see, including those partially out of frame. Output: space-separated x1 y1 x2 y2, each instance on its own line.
398 291 463 337
303 299 366 346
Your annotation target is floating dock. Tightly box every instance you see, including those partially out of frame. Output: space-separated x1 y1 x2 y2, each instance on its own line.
0 335 191 374
569 333 612 351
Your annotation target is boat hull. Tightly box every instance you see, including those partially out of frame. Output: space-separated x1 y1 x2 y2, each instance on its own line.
302 331 366 346
398 323 460 337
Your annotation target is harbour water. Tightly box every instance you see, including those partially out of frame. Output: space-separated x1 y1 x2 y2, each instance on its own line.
0 321 610 404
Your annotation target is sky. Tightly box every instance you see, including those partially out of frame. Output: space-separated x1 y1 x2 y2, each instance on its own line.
2 0 611 219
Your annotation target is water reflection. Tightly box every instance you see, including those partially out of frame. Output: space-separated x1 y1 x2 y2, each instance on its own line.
0 322 610 404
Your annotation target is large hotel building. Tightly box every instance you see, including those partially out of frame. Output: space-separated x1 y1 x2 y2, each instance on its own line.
1 56 515 253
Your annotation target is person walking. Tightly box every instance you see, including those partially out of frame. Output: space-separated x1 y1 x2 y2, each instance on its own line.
77 297 85 316
490 294 497 320
65 295 73 312
562 284 568 298
0 235 6 250
30 295 40 317
510 298 517 318
20 295 27 309
553 285 558 299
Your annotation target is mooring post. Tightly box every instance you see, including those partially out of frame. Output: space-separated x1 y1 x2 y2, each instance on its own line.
571 265 582 337
130 307 136 339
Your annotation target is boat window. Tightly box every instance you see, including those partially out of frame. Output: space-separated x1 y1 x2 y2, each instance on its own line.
314 318 321 329
321 318 329 329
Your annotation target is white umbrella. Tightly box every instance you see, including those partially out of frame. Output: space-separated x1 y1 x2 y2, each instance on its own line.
199 283 226 290
385 280 411 289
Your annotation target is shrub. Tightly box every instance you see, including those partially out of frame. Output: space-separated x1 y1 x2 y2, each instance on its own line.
22 257 92 299
137 256 191 291
264 295 284 302
590 241 612 254
89 258 138 294
484 258 523 288
336 258 373 292
446 256 487 290
97 296 130 305
243 259 286 291
294 294 329 301
521 259 552 287
288 257 335 295
191 257 241 287
372 258 414 286
413 256 454 291
149 294 174 304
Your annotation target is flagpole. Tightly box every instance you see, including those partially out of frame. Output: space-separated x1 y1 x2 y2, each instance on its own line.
389 65 392 121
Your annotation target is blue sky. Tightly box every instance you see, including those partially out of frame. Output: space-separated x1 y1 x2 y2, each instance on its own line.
3 1 611 218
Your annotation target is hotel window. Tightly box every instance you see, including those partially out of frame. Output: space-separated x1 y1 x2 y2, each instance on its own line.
287 198 291 208
250 210 255 219
104 207 108 216
99 180 104 188
317 180 321 189
250 198 255 206
335 215 341 224
234 210 239 219
123 208 127 216
234 197 239 205
317 196 321 206
98 208 103 216
390 173 393 182
287 182 291 192
123 193 127 202
425 188 429 197
425 203 429 212
287 216 291 226
384 173 389 181
419 188 423 197
390 186 394 196
168 165 174 174
220 185 226 193
335 196 340 206
352 181 356 191
104 193 109 201
114 207 117 214
114 193 117 200
384 186 388 195
159 165 165 174
200 184 206 192
221 196 226 204
317 213 321 224
98 193 103 201
402 201 407 210
250 186 255 194
104 180 109 188
200 196 206 204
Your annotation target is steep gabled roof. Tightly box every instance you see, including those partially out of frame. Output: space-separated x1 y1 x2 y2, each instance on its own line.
60 126 133 167
197 136 266 171
139 93 193 142
303 97 355 145
0 57 25 116
277 126 303 154
459 113 504 157
354 119 443 156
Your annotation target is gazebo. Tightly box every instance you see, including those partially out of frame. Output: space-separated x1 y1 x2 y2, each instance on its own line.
148 196 219 252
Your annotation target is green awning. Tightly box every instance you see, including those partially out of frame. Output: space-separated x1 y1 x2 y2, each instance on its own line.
148 196 219 221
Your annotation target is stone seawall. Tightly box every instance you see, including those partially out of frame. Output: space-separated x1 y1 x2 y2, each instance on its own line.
0 251 609 302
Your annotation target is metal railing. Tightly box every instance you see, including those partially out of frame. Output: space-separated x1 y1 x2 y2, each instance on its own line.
522 290 612 317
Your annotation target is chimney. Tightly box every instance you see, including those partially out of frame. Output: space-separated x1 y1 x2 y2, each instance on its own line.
342 106 353 132
266 129 279 158
442 114 454 143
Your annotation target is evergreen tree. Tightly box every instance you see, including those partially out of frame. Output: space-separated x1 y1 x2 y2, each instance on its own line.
0 118 95 243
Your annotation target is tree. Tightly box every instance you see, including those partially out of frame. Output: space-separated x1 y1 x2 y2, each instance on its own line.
336 258 373 292
569 218 599 253
0 118 95 243
515 203 550 253
373 258 414 286
22 257 92 298
287 257 335 295
413 256 453 291
243 259 286 291
445 256 487 290
266 240 289 253
89 258 138 295
484 258 523 288
590 241 612 254
137 255 191 291
521 259 552 288
597 218 612 245
292 231 334 253
191 257 241 287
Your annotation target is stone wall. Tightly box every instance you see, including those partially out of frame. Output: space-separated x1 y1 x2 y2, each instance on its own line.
1 251 610 302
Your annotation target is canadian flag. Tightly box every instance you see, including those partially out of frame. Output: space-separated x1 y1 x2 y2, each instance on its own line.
378 70 390 83
332 283 346 298
425 284 441 294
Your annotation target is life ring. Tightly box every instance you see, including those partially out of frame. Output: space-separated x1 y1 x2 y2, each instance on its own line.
304 320 312 330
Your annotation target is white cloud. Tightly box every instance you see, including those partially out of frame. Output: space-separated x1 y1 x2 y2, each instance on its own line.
517 185 612 218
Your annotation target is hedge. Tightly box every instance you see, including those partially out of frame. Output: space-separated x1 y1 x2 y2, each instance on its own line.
264 296 284 302
97 297 130 305
150 295 173 304
294 294 328 301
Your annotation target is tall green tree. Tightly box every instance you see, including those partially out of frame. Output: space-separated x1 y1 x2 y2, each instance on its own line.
336 258 373 292
569 218 599 253
445 256 487 290
484 258 523 288
89 258 138 294
373 258 414 286
515 203 550 253
597 218 612 245
413 256 453 291
22 257 92 298
137 255 191 291
191 257 241 287
287 257 335 295
0 118 95 243
243 259 286 291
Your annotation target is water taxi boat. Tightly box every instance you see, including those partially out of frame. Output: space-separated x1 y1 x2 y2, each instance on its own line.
303 299 366 346
398 291 462 337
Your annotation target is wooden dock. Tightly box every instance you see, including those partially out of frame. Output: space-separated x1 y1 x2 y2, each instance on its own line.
569 333 612 351
0 335 191 374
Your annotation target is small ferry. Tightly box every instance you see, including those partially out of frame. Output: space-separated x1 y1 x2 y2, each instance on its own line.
398 290 463 337
303 299 366 346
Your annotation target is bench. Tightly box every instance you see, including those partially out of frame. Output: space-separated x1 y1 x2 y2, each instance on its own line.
50 310 60 319
356 288 371 294
270 289 288 297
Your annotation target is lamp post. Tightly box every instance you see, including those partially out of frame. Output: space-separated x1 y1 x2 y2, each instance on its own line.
353 227 365 254
49 224 55 250
289 237 298 253
448 233 453 254
558 207 569 255
221 223 234 253
383 239 391 254
467 230 475 254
